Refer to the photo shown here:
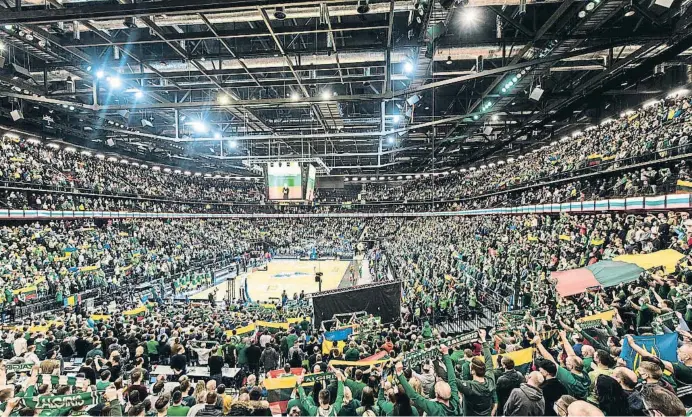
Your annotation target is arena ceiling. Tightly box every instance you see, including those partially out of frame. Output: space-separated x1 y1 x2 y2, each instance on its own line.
0 0 691 176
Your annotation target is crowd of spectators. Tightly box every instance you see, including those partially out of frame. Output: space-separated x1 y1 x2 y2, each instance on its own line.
359 94 692 204
0 136 265 204
0 218 360 312
0 93 690 215
1 91 692 417
2 208 692 416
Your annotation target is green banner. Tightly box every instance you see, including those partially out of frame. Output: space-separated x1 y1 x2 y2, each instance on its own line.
303 372 336 384
5 362 34 373
22 392 101 410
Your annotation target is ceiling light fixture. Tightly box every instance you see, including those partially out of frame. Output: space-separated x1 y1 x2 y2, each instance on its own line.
356 0 370 14
274 6 287 20
624 2 635 16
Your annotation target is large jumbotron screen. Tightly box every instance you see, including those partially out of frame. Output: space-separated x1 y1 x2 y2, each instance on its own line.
266 162 303 200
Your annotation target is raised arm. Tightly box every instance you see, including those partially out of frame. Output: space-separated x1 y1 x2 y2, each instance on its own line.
295 375 318 416
396 362 439 416
533 334 556 364
559 330 577 357
625 335 674 373
441 344 460 413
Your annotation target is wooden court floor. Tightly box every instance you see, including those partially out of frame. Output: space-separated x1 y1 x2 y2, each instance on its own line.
190 259 351 303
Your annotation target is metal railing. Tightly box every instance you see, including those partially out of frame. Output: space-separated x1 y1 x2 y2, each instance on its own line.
10 288 101 320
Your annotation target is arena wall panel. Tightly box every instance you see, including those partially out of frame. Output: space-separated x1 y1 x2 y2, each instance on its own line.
311 281 401 327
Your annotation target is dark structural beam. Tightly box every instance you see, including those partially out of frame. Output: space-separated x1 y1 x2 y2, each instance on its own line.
490 6 535 38
0 0 357 25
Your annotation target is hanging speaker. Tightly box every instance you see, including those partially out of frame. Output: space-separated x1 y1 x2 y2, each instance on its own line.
529 86 544 102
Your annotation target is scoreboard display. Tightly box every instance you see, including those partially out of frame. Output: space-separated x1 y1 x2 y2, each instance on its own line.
265 162 317 201
266 162 303 200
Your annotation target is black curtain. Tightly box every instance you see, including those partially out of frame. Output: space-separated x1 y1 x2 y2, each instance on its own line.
312 281 401 327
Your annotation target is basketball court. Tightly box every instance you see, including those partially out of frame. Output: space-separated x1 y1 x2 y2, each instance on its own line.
190 259 352 303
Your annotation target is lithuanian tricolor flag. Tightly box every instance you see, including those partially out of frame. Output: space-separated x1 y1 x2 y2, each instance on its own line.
677 179 692 193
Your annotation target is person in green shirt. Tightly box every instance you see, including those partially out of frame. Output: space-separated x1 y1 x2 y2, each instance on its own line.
456 329 497 416
146 335 159 363
286 331 299 352
96 370 112 391
297 369 345 416
300 318 311 333
167 390 191 416
396 344 461 416
535 330 591 400
236 339 249 367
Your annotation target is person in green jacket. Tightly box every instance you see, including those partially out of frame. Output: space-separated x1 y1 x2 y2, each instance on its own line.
455 329 498 416
167 390 191 416
396 345 461 416
343 342 361 362
344 368 366 401
297 368 345 416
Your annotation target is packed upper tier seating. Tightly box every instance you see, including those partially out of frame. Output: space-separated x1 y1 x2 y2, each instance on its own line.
0 94 690 214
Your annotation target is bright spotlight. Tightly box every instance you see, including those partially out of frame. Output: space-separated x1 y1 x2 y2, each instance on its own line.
95 70 104 79
491 115 499 121
461 8 480 25
291 92 300 101
403 61 414 74
387 136 395 144
134 89 143 99
392 115 401 123
108 76 122 88
218 95 230 105
214 132 222 139
191 121 208 133
321 90 331 100
229 140 237 148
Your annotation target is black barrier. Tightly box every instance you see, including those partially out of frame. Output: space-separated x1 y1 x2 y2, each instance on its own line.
311 280 401 327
